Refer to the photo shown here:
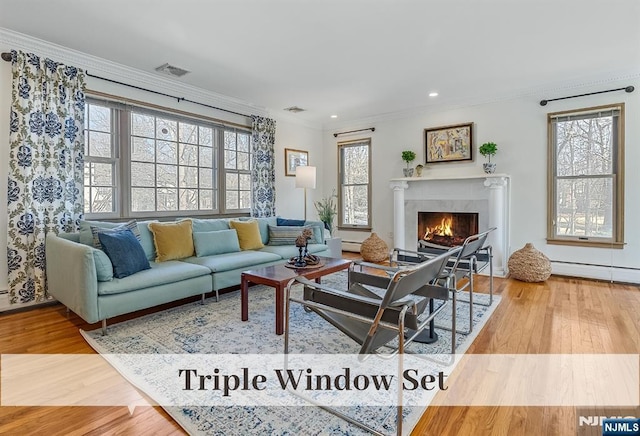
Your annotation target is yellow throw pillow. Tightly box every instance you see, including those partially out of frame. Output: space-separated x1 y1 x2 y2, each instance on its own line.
148 220 195 262
229 220 264 250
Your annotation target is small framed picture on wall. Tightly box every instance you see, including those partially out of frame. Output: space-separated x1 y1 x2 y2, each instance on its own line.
284 148 309 176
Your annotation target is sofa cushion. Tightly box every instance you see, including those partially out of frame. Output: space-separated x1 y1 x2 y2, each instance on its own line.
98 229 151 279
91 247 113 282
137 220 158 261
193 229 241 257
189 218 230 233
181 250 281 273
254 217 277 245
97 260 211 295
259 243 328 259
229 220 264 250
148 220 195 262
304 221 324 244
90 220 141 250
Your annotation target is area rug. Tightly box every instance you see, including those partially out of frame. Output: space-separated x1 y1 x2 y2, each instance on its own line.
81 271 500 435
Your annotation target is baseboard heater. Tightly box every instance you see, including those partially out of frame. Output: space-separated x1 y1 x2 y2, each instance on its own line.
550 260 640 284
341 240 362 253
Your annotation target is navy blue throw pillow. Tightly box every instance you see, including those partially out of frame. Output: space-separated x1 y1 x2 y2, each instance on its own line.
277 218 305 226
98 229 151 279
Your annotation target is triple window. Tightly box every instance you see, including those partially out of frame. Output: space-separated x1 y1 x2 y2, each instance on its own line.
547 104 624 247
83 98 251 218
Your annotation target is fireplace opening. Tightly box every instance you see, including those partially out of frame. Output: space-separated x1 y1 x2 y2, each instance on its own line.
418 212 479 249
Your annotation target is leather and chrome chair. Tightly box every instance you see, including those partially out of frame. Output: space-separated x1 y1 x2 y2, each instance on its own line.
283 248 459 436
390 228 495 334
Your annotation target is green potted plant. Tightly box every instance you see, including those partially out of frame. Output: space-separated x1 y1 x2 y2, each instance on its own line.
479 142 498 174
314 190 337 236
401 150 416 177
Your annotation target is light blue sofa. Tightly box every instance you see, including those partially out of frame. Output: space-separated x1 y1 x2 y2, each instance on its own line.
45 217 330 333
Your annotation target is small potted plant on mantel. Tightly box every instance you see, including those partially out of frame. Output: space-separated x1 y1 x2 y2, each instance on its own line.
401 150 416 177
479 142 498 174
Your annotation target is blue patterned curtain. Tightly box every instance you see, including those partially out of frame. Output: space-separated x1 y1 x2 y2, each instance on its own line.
251 115 276 217
7 50 86 304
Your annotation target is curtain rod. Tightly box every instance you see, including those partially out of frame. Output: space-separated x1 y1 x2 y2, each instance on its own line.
333 127 375 138
540 86 634 106
1 51 253 119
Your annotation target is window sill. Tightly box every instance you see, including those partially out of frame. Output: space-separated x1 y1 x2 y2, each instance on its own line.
337 226 372 232
546 238 624 249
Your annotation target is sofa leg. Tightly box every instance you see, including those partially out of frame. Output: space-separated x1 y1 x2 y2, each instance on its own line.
201 293 205 305
215 290 219 302
102 319 107 336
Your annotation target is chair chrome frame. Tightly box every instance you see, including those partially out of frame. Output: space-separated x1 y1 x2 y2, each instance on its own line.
283 248 459 436
390 228 495 335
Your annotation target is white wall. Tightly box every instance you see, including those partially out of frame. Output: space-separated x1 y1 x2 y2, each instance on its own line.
323 80 640 281
272 117 323 220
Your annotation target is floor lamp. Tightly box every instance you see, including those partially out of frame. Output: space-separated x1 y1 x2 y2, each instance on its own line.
295 165 316 220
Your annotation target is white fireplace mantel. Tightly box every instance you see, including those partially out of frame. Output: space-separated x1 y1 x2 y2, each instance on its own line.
390 173 511 183
390 174 510 276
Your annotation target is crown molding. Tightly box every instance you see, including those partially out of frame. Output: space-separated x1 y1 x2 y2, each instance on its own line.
322 69 640 131
0 27 269 119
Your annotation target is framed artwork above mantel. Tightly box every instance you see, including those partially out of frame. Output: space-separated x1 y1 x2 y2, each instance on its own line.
424 122 473 164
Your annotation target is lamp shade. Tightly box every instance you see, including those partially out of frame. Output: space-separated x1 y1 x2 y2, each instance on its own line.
295 166 316 189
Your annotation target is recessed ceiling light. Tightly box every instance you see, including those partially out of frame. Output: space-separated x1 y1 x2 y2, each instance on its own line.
429 92 439 97
330 115 338 119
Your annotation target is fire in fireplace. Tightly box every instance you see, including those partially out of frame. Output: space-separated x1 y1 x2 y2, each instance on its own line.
418 212 479 248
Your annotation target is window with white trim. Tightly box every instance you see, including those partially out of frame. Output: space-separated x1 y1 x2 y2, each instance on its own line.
83 98 251 218
223 130 252 210
547 103 624 247
84 102 117 217
338 138 371 230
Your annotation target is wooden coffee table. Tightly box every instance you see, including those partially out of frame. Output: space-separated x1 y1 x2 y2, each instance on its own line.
241 257 352 335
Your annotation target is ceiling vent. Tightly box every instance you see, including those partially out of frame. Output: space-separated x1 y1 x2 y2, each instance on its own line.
284 106 306 113
154 63 190 78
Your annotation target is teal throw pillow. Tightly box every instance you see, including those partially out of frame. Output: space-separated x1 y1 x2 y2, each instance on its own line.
303 222 324 244
193 229 241 257
98 229 151 279
91 247 113 282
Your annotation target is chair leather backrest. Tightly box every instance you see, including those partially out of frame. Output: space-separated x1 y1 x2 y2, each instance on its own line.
359 247 461 354
382 247 460 308
452 228 495 267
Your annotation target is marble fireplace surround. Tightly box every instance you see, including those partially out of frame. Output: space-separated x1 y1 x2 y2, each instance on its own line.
390 174 510 276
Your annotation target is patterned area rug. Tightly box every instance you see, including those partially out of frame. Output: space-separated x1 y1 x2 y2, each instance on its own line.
82 271 500 435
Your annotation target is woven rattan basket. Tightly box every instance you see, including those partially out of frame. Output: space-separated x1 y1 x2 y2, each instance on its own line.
360 232 389 263
508 243 551 282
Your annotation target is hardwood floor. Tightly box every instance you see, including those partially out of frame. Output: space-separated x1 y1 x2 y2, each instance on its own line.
1 254 638 435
